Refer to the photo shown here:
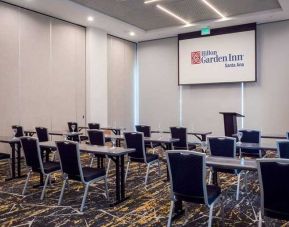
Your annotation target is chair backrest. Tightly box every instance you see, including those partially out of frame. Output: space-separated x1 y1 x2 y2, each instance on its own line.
257 158 289 220
239 129 260 143
170 127 188 149
12 125 24 137
135 125 151 137
208 137 236 158
277 140 289 159
67 122 78 132
87 129 105 146
166 150 208 205
88 123 100 130
35 127 49 142
286 132 289 140
124 132 146 162
56 141 84 181
20 137 43 172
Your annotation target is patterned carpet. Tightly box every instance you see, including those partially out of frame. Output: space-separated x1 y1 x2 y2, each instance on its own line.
0 148 288 227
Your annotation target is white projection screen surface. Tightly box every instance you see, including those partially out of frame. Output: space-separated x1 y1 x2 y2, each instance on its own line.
178 24 256 85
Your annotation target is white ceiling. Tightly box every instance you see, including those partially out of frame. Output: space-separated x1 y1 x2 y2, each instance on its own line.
2 0 289 42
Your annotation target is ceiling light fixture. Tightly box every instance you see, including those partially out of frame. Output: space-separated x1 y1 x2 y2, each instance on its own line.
144 0 162 4
202 0 226 19
87 16 94 22
156 4 190 25
129 31 136 36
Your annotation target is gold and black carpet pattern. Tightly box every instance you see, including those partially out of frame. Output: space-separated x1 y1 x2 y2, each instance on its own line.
0 149 288 226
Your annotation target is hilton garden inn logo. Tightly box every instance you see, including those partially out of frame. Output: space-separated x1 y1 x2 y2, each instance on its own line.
191 50 245 68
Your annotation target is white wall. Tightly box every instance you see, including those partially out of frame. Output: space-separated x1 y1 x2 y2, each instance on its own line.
137 20 289 137
138 38 180 131
107 36 136 130
0 2 86 149
86 27 108 126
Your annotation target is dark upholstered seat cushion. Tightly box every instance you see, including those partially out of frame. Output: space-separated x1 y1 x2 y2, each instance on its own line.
175 185 221 205
130 153 159 163
0 153 10 160
42 161 61 173
82 167 106 181
69 167 105 182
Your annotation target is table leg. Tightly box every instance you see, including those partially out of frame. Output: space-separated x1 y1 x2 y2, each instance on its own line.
115 156 121 203
212 169 218 186
120 155 125 199
109 155 129 206
172 200 185 220
201 134 206 141
6 143 16 181
17 143 21 177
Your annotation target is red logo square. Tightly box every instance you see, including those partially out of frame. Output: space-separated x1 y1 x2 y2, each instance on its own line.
191 51 201 64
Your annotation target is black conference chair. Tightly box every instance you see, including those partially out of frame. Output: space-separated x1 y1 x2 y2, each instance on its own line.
277 140 289 159
166 150 223 227
286 132 289 139
170 127 195 150
56 140 109 212
208 137 245 200
35 127 49 142
20 137 60 200
87 129 111 176
88 123 100 129
124 132 161 185
239 129 263 158
67 122 88 142
135 125 160 150
12 125 24 137
36 127 57 161
257 158 289 226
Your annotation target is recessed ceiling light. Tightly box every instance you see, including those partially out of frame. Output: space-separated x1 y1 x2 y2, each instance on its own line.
129 31 136 36
156 4 190 26
202 0 226 19
144 0 162 4
87 16 94 22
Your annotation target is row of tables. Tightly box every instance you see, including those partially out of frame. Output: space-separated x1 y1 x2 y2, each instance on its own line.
0 127 283 207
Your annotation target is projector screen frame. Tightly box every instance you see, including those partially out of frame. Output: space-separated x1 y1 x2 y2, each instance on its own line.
178 23 257 86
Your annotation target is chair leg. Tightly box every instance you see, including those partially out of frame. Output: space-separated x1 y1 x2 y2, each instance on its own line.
157 160 161 176
89 155 94 167
258 211 262 227
58 177 67 205
7 159 12 178
106 159 111 178
167 200 174 227
125 161 130 183
22 170 32 195
80 183 90 212
221 196 225 227
236 173 241 200
40 174 50 200
145 163 151 185
104 177 109 200
208 202 215 227
208 169 212 184
244 171 248 193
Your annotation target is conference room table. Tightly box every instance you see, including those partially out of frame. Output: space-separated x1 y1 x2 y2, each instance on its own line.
151 130 212 141
0 136 25 181
24 130 82 138
78 126 125 135
233 133 287 140
39 141 135 206
105 133 180 150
